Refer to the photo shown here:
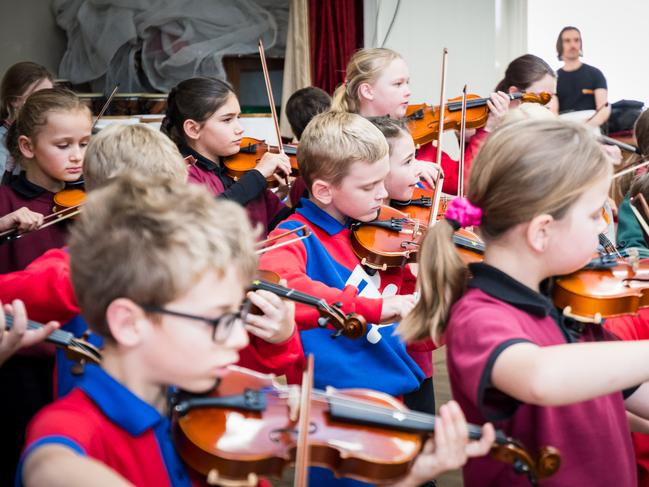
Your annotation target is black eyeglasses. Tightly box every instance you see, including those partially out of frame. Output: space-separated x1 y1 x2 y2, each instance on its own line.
141 300 250 343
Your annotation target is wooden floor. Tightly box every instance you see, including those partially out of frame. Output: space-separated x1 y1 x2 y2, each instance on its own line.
274 346 464 487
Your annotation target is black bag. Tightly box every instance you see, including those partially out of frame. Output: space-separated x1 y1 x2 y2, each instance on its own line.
608 99 645 135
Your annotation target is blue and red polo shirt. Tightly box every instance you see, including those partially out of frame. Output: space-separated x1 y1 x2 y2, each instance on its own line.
446 262 637 486
259 198 426 394
18 364 192 487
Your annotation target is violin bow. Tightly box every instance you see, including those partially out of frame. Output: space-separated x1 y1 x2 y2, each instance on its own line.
91 84 119 131
429 48 448 226
458 84 468 198
258 39 284 155
294 354 314 487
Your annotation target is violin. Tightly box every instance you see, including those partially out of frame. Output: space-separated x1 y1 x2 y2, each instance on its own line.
406 91 553 146
552 252 649 323
253 270 366 339
5 313 101 368
390 188 484 263
0 187 85 244
224 137 299 188
172 366 560 486
350 205 426 271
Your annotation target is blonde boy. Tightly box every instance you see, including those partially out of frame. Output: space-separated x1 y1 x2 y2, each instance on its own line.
17 174 254 485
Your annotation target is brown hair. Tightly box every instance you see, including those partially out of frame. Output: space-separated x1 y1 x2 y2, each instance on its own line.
556 26 582 61
298 111 388 192
331 48 402 114
83 123 187 191
611 110 649 205
494 54 555 93
0 61 54 122
285 87 332 140
367 116 410 155
69 172 258 339
399 119 611 343
161 77 235 147
7 87 91 162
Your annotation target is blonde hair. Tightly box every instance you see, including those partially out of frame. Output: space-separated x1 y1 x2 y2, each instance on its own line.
83 123 187 191
298 111 389 192
8 87 90 161
69 172 258 339
500 103 556 126
331 48 402 114
399 119 611 343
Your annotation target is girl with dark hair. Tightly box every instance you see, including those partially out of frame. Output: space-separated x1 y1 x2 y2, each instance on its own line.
162 76 292 236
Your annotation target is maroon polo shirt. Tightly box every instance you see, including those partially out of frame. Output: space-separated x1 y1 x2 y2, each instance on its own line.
182 146 290 237
0 173 68 274
445 262 637 486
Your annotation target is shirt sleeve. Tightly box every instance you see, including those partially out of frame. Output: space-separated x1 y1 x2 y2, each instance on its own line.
258 224 383 327
446 297 534 421
0 248 79 324
237 326 305 377
415 142 460 195
592 66 608 90
220 170 267 206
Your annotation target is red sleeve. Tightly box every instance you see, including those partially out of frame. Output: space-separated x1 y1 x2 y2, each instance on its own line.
263 189 286 225
259 225 383 327
0 248 79 324
604 308 649 341
236 325 305 377
416 142 459 195
462 128 490 192
289 177 307 207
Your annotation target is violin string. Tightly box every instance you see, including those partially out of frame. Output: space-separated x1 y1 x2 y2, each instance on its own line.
266 387 492 440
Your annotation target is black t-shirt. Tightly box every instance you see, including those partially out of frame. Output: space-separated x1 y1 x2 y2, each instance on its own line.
557 63 607 113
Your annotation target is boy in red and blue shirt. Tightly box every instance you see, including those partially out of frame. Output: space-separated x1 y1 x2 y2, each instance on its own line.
18 174 264 486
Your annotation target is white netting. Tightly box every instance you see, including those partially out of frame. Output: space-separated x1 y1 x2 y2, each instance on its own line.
53 0 288 92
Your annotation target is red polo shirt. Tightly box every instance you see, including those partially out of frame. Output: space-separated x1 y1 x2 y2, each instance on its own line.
445 263 637 486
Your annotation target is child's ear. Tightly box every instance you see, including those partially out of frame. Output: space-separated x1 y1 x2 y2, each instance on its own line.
182 119 202 141
17 135 35 159
358 82 374 102
310 179 334 205
526 213 554 253
105 298 149 347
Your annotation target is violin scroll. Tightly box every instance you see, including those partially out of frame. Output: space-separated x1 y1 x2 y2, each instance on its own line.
490 442 561 485
519 92 552 105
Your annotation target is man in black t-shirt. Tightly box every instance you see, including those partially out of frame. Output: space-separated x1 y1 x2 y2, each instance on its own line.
555 26 610 128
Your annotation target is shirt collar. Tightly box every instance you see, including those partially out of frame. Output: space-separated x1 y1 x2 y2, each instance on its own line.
180 145 221 173
11 171 48 199
468 262 554 317
296 198 348 235
79 364 165 435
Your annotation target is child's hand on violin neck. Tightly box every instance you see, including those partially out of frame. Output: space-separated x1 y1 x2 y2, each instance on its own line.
244 282 296 344
484 91 511 133
388 401 495 487
256 152 292 179
0 207 44 232
380 294 416 323
415 159 443 188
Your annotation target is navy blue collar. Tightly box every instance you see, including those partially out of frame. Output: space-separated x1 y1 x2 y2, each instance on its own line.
11 172 47 199
79 364 165 436
468 262 554 317
295 198 348 235
180 145 222 174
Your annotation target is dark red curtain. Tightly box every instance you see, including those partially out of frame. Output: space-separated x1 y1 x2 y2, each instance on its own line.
309 0 364 95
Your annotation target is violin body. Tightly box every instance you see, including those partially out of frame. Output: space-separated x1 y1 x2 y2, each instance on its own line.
224 137 298 188
391 188 484 264
350 206 425 271
553 259 649 321
406 91 552 146
407 94 488 146
173 367 422 485
53 188 86 213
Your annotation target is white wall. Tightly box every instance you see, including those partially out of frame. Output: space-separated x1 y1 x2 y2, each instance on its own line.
0 1 65 76
527 0 649 105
